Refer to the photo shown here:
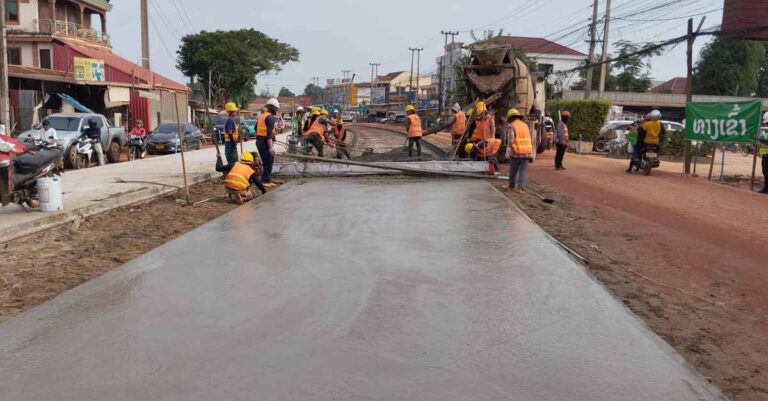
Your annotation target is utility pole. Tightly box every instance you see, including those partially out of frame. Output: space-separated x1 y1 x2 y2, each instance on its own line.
584 0 599 99
415 48 423 108
439 31 459 113
408 48 417 101
598 0 611 99
369 62 380 105
341 70 351 81
684 17 706 175
0 0 10 129
140 0 150 70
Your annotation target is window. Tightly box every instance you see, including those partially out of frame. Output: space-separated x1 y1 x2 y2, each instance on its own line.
39 49 51 69
5 0 18 22
7 48 21 65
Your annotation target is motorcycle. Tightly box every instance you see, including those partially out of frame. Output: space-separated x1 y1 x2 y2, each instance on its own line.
629 144 661 175
127 134 147 161
74 136 99 169
0 134 62 208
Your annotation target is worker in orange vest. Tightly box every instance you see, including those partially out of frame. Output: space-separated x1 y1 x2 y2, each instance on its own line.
331 109 350 159
217 151 266 204
470 101 495 143
505 108 533 193
555 110 570 170
255 98 280 187
404 104 423 159
304 109 331 157
430 103 467 148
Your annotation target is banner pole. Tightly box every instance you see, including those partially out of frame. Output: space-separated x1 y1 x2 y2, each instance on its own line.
719 143 726 183
750 141 759 191
708 143 715 181
692 142 699 176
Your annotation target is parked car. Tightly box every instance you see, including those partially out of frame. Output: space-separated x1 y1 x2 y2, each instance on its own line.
17 113 128 169
389 114 406 124
145 123 203 154
341 112 354 122
594 120 683 152
213 116 249 143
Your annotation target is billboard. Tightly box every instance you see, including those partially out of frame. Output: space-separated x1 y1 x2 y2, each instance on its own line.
74 57 105 81
371 87 386 105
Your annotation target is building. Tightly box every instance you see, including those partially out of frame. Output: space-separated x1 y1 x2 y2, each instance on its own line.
650 77 688 95
433 42 464 109
4 0 189 133
492 36 586 89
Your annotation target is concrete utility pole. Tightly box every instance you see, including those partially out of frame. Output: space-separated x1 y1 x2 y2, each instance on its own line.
341 70 351 81
408 48 417 100
598 0 612 99
0 0 9 130
439 31 459 113
584 0 599 99
369 62 380 105
414 48 423 107
140 0 151 70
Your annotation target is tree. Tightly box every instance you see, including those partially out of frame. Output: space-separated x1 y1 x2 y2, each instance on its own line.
303 83 324 104
693 37 765 96
258 89 274 98
572 59 617 92
176 29 299 107
611 40 662 92
278 87 295 97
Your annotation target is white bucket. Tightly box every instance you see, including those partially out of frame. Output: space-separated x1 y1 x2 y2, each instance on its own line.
37 177 63 212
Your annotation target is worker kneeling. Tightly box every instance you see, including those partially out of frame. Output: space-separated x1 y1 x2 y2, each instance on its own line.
218 151 267 205
465 138 502 173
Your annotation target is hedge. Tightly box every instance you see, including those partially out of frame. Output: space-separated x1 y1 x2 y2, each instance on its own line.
547 99 611 142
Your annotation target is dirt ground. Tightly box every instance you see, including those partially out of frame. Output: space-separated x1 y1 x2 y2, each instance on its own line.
496 151 768 401
0 177 280 324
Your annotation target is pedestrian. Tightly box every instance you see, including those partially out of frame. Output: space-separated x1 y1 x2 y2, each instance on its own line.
217 151 267 205
331 109 350 159
404 104 423 159
81 118 105 166
256 98 280 187
38 119 58 145
759 112 768 194
505 108 533 192
554 110 570 171
223 102 240 164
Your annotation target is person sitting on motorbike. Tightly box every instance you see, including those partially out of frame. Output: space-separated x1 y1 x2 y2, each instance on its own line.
628 109 665 172
38 119 58 145
130 119 147 138
217 151 267 204
80 118 105 166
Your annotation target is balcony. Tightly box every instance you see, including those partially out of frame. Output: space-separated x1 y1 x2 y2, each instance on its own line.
33 19 110 46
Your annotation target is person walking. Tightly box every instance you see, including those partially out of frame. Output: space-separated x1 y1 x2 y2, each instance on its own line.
505 108 533 192
218 151 267 204
223 102 240 164
404 104 423 159
256 98 280 187
554 110 570 171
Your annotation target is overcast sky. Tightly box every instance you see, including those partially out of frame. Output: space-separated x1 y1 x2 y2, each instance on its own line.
108 0 724 94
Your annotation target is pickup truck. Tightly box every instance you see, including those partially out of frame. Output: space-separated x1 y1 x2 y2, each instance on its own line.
17 113 128 169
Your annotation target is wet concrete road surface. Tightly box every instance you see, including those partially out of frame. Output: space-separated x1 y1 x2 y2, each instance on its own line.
0 178 724 401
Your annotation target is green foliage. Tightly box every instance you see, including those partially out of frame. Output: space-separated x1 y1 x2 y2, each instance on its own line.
693 37 765 96
612 40 662 92
176 29 299 106
449 53 471 106
278 87 295 97
258 89 274 98
664 129 714 157
571 60 617 92
303 83 324 104
546 99 611 141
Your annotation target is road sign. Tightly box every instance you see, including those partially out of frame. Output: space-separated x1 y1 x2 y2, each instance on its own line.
685 100 762 143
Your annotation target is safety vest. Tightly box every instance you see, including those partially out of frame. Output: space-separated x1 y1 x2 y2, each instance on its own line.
256 112 270 137
304 119 326 139
451 111 466 136
407 114 423 138
224 117 239 142
477 138 502 158
224 162 255 191
471 115 494 141
643 120 662 145
558 122 569 144
511 120 533 155
760 135 768 156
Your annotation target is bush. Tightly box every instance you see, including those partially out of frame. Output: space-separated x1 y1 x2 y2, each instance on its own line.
665 130 714 157
547 99 611 141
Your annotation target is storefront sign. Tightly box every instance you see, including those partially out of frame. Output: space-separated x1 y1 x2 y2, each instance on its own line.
685 100 762 143
74 57 105 82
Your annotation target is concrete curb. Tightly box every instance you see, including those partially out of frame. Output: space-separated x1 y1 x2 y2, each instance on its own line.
0 171 217 244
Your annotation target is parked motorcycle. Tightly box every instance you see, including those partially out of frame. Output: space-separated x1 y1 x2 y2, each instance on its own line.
127 134 147 161
0 134 62 208
628 144 661 176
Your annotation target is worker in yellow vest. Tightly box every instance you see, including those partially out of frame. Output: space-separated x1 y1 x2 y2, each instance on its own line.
759 112 768 194
256 98 280 187
218 151 266 204
404 104 423 159
628 109 665 173
505 108 533 192
470 101 495 143
554 110 570 170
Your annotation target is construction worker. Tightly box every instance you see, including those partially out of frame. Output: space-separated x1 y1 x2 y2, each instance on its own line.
505 108 533 192
223 102 240 164
430 103 467 148
218 151 267 204
759 112 768 194
404 104 423 159
470 101 495 144
554 110 570 171
627 110 665 173
304 108 329 157
256 98 280 187
331 109 350 159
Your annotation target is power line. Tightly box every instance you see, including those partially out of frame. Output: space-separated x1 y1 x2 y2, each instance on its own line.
173 0 195 31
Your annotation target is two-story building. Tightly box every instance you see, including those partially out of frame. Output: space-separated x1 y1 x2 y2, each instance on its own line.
4 0 188 133
492 36 586 89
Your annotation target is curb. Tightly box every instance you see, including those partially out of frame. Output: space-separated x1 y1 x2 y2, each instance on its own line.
0 171 217 244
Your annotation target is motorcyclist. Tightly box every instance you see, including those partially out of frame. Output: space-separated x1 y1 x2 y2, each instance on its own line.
129 119 147 159
81 118 105 166
38 119 58 145
627 109 665 173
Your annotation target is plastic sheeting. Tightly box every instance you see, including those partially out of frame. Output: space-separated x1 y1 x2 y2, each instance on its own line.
273 161 489 177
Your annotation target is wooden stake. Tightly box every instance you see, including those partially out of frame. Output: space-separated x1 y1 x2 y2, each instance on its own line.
750 142 759 191
173 92 191 205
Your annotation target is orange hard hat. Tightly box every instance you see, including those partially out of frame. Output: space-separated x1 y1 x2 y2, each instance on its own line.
560 111 571 118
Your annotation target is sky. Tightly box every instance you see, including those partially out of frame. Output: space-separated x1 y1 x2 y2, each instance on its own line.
107 0 724 95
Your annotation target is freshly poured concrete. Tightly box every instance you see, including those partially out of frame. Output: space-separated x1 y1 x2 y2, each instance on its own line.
0 178 724 401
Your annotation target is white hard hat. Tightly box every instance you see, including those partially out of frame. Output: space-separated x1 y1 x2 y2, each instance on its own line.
267 98 280 109
333 109 340 114
649 110 661 120
451 103 461 112
762 111 768 124
297 106 305 112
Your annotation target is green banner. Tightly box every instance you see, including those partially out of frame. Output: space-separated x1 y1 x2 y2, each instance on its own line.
685 100 762 143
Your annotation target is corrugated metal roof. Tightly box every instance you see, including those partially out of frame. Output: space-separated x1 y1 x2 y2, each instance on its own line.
8 65 74 83
489 36 586 57
651 77 688 94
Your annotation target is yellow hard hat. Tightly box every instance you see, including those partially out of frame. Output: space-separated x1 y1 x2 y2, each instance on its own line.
241 152 254 163
475 101 486 115
225 102 238 113
405 104 415 112
464 143 474 154
506 108 521 118
311 109 321 116
320 109 329 116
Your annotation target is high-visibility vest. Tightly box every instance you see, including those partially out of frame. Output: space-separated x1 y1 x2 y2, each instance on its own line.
511 120 533 155
304 119 326 139
451 111 466 136
224 117 239 142
558 122 569 144
471 115 494 141
224 162 255 191
477 138 502 158
407 114 423 138
256 112 270 137
643 120 662 145
760 135 768 156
